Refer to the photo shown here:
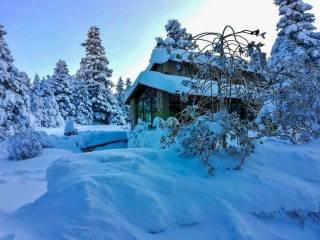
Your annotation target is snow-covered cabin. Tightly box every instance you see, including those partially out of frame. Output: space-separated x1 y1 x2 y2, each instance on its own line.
124 48 262 128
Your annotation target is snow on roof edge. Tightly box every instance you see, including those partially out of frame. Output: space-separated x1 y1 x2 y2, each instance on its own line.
124 71 218 103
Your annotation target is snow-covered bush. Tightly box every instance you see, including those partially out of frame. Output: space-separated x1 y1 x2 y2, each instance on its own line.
160 117 180 148
128 119 151 148
129 114 254 174
258 58 320 143
8 130 43 160
177 112 254 174
128 117 179 149
35 131 53 148
64 120 78 136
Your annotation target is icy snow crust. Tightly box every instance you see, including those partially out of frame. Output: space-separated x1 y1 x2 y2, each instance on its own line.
1 139 320 239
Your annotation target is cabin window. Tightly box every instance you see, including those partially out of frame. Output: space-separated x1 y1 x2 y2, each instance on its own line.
169 94 181 116
151 64 159 71
136 88 157 126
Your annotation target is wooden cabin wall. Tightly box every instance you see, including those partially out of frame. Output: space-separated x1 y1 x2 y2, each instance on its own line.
156 90 170 118
152 61 265 88
152 61 196 78
130 98 137 129
129 87 171 129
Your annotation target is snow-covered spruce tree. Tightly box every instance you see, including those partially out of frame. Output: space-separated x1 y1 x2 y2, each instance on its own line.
51 60 75 120
30 76 64 127
109 105 126 125
156 19 195 50
258 0 320 143
33 73 40 85
71 78 93 125
19 71 31 94
0 25 31 140
125 77 132 91
115 76 130 124
18 71 32 111
115 76 125 103
270 0 320 71
77 26 123 124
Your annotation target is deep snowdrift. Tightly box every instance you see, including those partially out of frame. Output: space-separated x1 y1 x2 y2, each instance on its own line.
1 139 320 240
0 125 128 213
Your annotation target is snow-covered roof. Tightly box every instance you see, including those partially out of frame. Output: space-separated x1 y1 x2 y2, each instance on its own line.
124 70 217 103
149 48 263 73
124 47 251 103
149 48 223 67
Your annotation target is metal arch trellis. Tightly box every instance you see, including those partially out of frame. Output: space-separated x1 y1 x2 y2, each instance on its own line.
179 25 266 120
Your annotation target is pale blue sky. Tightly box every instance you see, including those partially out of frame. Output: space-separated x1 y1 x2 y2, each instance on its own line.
0 0 319 83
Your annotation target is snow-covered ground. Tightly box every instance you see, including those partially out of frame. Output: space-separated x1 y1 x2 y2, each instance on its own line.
0 126 320 239
36 123 129 137
0 125 127 213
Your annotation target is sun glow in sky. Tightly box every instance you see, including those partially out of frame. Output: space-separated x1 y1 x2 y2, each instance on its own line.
0 0 319 83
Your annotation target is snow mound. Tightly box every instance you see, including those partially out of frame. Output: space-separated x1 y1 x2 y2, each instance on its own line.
1 140 320 239
49 130 128 152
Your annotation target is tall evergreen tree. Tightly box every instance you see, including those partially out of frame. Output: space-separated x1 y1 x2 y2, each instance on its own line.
77 26 121 124
71 78 93 125
0 25 31 139
270 0 320 71
33 73 40 86
18 71 32 112
259 0 320 143
30 76 64 128
51 60 75 120
156 19 194 50
125 77 132 91
115 77 125 103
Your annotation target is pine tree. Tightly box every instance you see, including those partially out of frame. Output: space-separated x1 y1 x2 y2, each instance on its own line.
0 25 31 139
77 26 122 124
33 73 40 86
270 0 320 71
125 77 132 90
260 0 320 143
30 76 64 128
18 71 32 110
156 19 194 50
123 77 133 124
166 20 190 42
51 60 75 120
72 78 93 125
115 77 125 103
